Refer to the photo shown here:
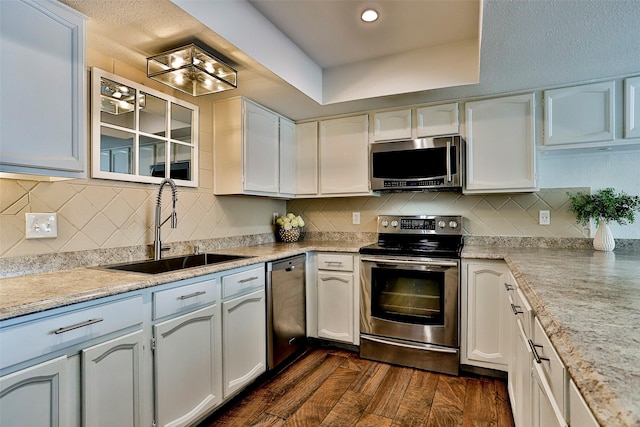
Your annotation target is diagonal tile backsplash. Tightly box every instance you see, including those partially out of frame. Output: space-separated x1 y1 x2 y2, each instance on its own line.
287 188 590 238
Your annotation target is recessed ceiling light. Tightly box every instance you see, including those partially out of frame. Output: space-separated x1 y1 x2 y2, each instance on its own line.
361 8 379 23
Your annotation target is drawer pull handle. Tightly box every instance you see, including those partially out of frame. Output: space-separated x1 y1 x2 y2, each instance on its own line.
239 276 259 283
528 339 550 363
504 283 514 291
325 261 344 265
321 276 350 283
178 291 206 300
53 318 104 334
511 303 523 315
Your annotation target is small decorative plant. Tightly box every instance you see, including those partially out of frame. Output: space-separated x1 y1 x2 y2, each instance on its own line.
275 213 305 243
567 188 640 226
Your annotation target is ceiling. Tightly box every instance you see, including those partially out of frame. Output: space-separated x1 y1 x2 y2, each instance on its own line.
61 0 640 121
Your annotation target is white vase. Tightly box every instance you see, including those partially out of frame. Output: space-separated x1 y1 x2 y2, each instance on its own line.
593 219 615 251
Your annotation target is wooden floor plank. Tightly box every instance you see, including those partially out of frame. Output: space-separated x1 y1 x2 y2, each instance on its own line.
355 412 393 427
198 348 514 427
283 367 359 427
349 361 390 395
391 370 440 427
320 390 373 427
266 349 329 395
425 375 468 427
204 388 279 426
462 378 498 427
365 364 414 418
267 354 345 419
494 379 515 427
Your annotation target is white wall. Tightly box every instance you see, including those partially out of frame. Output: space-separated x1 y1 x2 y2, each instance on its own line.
539 148 640 239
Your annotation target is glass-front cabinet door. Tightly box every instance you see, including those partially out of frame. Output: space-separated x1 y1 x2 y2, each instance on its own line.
91 68 198 186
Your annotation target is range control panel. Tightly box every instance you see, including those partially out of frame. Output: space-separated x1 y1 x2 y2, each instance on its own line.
377 215 463 235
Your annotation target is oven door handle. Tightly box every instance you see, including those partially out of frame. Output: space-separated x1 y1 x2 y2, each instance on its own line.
364 335 459 354
361 257 458 268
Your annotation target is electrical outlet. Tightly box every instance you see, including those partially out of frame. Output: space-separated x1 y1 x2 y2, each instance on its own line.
352 212 361 225
539 210 550 225
272 212 279 225
25 213 58 239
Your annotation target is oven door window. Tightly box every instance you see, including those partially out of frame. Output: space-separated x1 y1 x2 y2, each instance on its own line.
371 267 444 325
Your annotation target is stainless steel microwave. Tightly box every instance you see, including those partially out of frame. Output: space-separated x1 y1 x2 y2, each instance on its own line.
370 136 463 192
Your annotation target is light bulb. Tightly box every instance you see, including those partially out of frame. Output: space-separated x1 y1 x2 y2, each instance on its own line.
361 9 379 22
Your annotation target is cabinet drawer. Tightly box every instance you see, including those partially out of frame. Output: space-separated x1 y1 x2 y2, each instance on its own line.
317 254 353 272
0 296 142 370
533 317 566 416
222 266 265 299
153 278 217 320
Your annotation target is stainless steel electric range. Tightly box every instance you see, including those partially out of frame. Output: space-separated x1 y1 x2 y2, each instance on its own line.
359 215 464 376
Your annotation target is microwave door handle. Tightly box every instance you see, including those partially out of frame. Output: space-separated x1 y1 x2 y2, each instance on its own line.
446 139 452 182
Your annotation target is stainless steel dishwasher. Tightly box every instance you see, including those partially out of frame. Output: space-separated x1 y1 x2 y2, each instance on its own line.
266 254 306 371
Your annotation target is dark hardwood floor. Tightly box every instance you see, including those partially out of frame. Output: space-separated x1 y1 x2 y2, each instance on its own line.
198 347 515 427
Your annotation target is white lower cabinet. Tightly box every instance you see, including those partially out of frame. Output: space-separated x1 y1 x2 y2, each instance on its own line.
82 330 144 427
315 253 358 345
0 294 144 427
569 379 599 427
0 355 69 426
462 260 511 370
221 266 266 399
153 304 221 427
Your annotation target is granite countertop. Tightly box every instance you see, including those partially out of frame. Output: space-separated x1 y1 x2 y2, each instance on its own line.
1 241 638 426
463 246 640 427
0 241 363 320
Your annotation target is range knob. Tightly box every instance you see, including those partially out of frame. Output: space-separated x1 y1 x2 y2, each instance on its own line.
391 220 399 228
381 220 389 228
449 220 458 229
438 220 446 229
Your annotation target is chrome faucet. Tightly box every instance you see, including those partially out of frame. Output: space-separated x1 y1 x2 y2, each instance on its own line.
154 178 178 260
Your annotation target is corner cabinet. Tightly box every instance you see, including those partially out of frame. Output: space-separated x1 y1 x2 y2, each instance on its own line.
318 115 370 196
214 97 293 197
464 94 537 193
295 122 319 195
0 0 87 179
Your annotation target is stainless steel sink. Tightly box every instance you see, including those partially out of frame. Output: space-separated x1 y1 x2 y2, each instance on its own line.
104 253 251 274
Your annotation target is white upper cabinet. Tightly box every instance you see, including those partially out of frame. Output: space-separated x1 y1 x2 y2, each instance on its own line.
416 103 459 137
0 0 86 179
318 114 370 195
279 117 296 197
373 109 412 141
543 81 615 147
295 122 319 195
464 93 537 193
242 100 280 194
625 76 640 139
214 97 294 197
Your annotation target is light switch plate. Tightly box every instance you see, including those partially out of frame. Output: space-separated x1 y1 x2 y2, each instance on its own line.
25 213 58 239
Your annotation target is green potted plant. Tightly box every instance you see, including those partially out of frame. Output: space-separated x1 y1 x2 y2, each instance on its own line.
567 188 640 251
